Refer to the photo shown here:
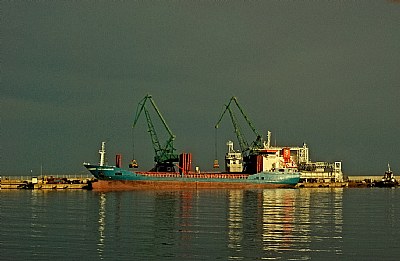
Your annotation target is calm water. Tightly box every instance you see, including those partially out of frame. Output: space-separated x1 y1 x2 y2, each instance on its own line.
1 188 399 260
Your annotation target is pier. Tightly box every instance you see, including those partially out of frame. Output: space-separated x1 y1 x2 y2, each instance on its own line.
346 176 388 187
296 176 399 188
296 181 348 188
0 175 93 190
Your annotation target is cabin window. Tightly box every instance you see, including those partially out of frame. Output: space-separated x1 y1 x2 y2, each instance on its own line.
261 177 265 180
279 169 284 172
115 172 122 176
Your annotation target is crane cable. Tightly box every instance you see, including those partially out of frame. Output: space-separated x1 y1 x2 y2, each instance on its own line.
132 127 135 160
130 127 138 168
213 127 219 168
215 127 218 160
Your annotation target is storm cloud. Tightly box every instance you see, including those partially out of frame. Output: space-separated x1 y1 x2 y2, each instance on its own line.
2 1 399 176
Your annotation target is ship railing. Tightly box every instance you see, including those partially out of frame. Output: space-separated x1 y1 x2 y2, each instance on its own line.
300 172 333 179
137 172 249 179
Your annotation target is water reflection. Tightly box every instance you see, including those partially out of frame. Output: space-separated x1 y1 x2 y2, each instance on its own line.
179 191 194 243
4 188 398 260
93 188 344 260
225 188 344 260
290 188 344 259
262 190 296 252
228 190 243 252
97 193 106 259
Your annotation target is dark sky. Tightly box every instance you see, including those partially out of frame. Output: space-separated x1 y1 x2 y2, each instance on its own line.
2 1 400 176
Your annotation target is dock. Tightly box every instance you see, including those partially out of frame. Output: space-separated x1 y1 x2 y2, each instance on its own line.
297 176 398 188
0 175 93 190
346 176 388 188
296 182 348 188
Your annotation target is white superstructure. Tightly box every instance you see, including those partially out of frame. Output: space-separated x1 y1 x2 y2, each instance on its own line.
225 131 344 182
225 141 243 172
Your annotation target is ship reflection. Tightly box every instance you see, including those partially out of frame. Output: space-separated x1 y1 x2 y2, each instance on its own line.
178 190 195 242
226 188 344 259
225 189 297 259
261 189 297 252
97 192 106 259
93 188 344 260
227 190 244 251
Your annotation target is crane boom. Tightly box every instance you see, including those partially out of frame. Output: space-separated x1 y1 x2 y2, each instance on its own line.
215 97 264 153
133 94 178 171
231 97 262 139
227 105 248 152
143 108 163 162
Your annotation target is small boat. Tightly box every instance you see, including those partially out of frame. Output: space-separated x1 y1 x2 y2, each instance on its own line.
373 163 398 188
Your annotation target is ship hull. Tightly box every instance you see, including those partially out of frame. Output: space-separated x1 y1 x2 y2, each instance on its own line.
84 164 300 191
372 181 398 188
89 180 297 190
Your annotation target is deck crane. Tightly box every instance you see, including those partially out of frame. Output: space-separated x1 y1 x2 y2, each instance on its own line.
132 94 179 172
215 97 265 156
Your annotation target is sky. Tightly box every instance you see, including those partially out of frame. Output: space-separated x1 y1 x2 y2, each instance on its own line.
2 1 400 176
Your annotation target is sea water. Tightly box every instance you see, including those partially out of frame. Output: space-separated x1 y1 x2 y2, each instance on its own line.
1 188 399 260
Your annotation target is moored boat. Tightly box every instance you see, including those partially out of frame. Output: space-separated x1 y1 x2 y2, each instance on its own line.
373 163 398 188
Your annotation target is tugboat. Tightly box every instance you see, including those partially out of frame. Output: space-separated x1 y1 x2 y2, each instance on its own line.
373 163 398 188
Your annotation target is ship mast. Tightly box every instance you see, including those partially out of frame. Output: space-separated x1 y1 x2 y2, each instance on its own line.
99 142 106 166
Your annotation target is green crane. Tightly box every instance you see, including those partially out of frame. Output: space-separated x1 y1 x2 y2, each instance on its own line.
133 94 179 172
215 97 264 154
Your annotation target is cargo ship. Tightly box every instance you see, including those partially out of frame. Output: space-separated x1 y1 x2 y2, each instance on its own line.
83 142 301 190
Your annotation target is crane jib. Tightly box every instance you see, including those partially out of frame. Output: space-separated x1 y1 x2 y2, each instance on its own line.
132 94 178 167
215 97 265 154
